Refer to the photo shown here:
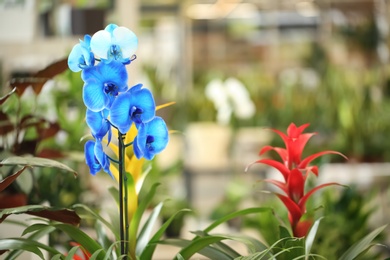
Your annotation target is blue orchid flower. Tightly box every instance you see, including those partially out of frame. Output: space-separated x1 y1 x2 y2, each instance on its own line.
86 109 111 141
81 60 128 112
109 84 156 134
68 34 95 72
90 23 138 63
84 140 112 177
133 117 169 160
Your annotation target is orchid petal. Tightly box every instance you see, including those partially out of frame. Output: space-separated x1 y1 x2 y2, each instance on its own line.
94 140 112 178
90 30 112 59
83 81 106 112
113 27 138 58
105 23 118 34
110 85 155 134
109 93 132 133
134 117 169 160
84 140 101 175
68 44 84 72
86 109 110 139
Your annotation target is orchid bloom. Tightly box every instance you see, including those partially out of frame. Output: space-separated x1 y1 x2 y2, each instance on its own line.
81 60 128 112
68 34 95 72
248 123 347 237
90 23 138 63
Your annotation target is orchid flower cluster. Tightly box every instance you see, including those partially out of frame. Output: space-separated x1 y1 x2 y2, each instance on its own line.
67 24 169 257
67 24 169 177
248 123 346 237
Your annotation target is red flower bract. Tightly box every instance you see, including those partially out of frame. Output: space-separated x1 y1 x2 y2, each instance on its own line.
248 123 347 237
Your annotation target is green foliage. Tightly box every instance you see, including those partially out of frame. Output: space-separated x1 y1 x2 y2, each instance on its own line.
311 187 387 259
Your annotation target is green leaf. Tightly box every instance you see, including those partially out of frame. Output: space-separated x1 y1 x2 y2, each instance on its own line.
64 246 79 260
0 87 16 105
305 217 323 258
129 183 160 255
0 166 29 193
175 236 232 259
193 231 267 256
72 203 118 239
0 238 61 258
140 208 191 260
0 205 80 226
0 157 77 177
103 241 122 260
339 225 387 260
51 254 64 260
136 202 163 256
89 249 105 260
203 207 272 233
52 223 105 259
108 187 120 207
6 223 56 260
159 238 233 260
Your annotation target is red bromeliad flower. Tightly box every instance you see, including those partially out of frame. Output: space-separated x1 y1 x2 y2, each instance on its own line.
247 123 347 237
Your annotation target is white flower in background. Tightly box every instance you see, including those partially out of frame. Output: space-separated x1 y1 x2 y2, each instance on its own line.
205 77 255 125
225 77 256 119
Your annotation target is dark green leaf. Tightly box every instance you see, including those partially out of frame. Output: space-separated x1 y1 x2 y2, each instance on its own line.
52 223 105 259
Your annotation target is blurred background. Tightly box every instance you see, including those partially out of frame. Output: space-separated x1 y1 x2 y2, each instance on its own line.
1 0 390 258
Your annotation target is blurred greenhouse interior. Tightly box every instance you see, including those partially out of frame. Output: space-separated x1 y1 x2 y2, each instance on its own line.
1 0 390 259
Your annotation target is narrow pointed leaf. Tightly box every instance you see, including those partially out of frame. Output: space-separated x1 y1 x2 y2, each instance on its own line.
0 157 77 177
339 225 387 260
0 205 80 226
129 183 160 255
0 87 16 105
72 203 118 239
0 238 61 258
176 236 230 259
136 202 163 256
52 223 105 259
141 208 191 260
204 207 272 233
305 217 323 257
0 166 29 192
159 238 234 259
156 101 175 111
65 246 80 260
